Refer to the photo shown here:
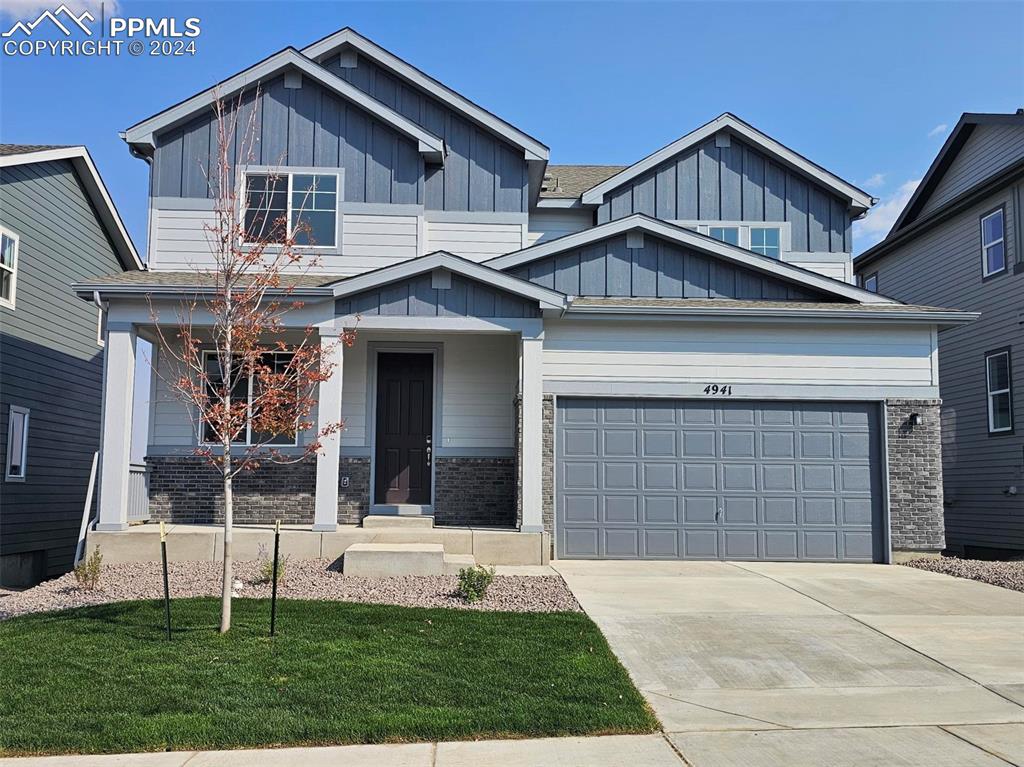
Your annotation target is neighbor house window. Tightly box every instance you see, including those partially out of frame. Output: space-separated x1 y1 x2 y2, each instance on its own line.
750 227 781 258
981 208 1005 277
0 226 19 309
861 272 878 293
201 351 297 446
986 350 1013 434
709 226 740 246
5 405 29 481
243 172 338 248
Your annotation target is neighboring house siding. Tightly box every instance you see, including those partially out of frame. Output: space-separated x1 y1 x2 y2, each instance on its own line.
857 182 1024 551
0 159 123 583
321 49 529 213
507 232 829 300
528 208 594 245
542 320 938 396
917 125 1024 220
595 136 853 254
334 274 541 317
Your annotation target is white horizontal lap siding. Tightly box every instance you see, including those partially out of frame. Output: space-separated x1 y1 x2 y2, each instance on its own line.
527 208 594 246
338 214 419 274
441 335 516 448
339 340 368 447
426 221 523 262
149 208 217 270
786 260 851 283
543 320 935 390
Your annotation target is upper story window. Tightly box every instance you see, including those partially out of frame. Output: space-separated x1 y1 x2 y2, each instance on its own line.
243 171 338 248
980 208 1005 277
860 272 878 293
986 349 1013 434
5 405 29 481
708 226 740 246
0 226 19 309
750 227 781 258
201 351 298 446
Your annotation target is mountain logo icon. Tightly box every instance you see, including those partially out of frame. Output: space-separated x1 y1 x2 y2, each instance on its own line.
2 4 95 38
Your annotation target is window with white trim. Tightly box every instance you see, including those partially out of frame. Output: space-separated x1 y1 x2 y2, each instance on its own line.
0 226 19 309
96 306 107 347
749 227 781 258
242 171 338 248
861 272 878 293
201 351 298 446
708 226 740 246
981 208 1005 277
5 405 29 481
986 350 1013 434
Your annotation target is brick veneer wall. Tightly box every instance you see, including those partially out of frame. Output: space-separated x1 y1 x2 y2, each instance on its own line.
147 456 315 524
434 457 516 526
515 394 555 544
338 456 370 524
885 399 945 552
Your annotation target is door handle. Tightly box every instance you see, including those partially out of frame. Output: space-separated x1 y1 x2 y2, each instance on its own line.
426 445 432 467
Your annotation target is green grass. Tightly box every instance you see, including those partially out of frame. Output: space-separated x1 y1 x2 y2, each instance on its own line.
0 598 658 755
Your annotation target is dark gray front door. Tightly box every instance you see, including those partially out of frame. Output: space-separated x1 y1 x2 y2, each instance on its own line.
556 399 884 562
375 353 433 505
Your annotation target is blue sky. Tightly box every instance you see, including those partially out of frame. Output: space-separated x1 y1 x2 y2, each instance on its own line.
2 0 1023 256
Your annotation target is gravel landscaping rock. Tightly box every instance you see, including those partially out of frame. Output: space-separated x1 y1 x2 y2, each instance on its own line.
0 560 580 621
902 556 1024 592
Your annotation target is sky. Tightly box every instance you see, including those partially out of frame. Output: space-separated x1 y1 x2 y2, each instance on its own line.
2 0 1023 257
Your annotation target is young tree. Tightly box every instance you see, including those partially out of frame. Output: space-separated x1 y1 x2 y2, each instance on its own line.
149 94 355 632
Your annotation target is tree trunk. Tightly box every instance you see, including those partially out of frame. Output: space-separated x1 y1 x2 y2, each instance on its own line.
220 454 233 633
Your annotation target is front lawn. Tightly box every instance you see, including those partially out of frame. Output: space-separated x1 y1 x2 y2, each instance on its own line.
0 598 657 755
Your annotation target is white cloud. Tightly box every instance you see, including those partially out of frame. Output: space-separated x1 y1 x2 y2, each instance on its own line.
927 123 949 138
853 178 920 254
862 172 886 189
0 0 116 19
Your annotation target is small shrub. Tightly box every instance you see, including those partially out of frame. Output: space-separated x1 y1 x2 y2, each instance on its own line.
73 546 103 590
256 543 289 585
457 564 496 603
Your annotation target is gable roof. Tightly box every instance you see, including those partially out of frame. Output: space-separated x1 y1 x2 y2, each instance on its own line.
540 165 627 199
579 113 874 213
486 214 893 305
329 251 567 311
302 28 549 163
122 48 444 162
0 146 143 271
888 111 1024 233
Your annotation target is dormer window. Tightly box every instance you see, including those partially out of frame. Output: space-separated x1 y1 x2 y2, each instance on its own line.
242 170 339 248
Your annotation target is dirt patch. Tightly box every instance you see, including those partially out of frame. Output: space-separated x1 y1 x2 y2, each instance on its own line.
0 559 581 620
902 556 1024 592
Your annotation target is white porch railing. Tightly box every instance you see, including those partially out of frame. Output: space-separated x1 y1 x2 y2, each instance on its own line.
128 463 150 522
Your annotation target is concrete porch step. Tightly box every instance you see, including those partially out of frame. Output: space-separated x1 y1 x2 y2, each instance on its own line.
362 515 435 530
343 543 446 577
443 553 477 574
370 504 433 517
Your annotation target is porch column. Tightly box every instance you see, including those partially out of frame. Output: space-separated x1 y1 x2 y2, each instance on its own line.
96 322 136 531
520 333 544 533
313 329 344 531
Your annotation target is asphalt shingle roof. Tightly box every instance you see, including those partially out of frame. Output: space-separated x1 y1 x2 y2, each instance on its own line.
0 144 70 157
540 165 627 198
570 297 961 313
76 271 346 288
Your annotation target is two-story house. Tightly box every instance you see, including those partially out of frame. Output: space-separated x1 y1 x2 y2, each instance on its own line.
0 145 142 586
855 111 1024 558
76 29 975 568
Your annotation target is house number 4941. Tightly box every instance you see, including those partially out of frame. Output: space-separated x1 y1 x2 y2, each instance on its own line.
703 384 733 396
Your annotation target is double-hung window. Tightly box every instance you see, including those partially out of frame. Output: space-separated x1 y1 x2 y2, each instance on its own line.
5 405 29 481
201 351 298 446
0 226 19 309
986 350 1013 434
981 208 1005 277
243 171 338 248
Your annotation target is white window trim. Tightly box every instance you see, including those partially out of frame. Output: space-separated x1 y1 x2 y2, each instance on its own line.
674 220 791 258
861 271 879 293
5 405 29 481
0 225 20 310
986 350 1013 434
199 350 300 447
981 208 1006 278
239 167 342 250
96 305 107 348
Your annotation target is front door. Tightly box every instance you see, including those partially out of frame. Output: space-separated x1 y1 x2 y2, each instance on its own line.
374 352 433 505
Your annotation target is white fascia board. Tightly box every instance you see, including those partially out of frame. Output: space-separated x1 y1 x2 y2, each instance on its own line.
0 146 143 271
580 113 873 212
566 304 980 326
329 251 567 310
301 28 549 162
123 48 444 161
535 198 588 209
486 214 894 305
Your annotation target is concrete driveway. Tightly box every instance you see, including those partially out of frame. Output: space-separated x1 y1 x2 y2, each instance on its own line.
554 560 1024 766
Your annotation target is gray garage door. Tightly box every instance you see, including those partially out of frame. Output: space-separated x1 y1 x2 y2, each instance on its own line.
556 399 884 562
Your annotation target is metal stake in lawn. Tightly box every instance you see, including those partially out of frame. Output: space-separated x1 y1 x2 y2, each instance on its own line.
270 519 281 637
160 521 172 640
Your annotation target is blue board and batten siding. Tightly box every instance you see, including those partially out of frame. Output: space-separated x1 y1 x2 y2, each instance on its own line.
597 136 852 254
0 160 124 584
508 233 831 301
335 274 540 318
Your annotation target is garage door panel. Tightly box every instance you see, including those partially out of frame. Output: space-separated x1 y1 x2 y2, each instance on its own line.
557 399 883 562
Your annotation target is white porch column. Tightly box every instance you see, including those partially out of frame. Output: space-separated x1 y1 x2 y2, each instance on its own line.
520 333 544 533
96 322 136 531
313 329 344 531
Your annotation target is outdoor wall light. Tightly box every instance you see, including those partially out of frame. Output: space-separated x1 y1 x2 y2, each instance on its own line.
909 412 923 427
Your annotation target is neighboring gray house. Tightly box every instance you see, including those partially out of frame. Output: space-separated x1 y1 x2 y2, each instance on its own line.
0 145 142 586
855 112 1024 557
78 28 975 568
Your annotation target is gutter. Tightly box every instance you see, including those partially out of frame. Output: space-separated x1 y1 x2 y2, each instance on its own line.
566 304 979 326
72 284 337 301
